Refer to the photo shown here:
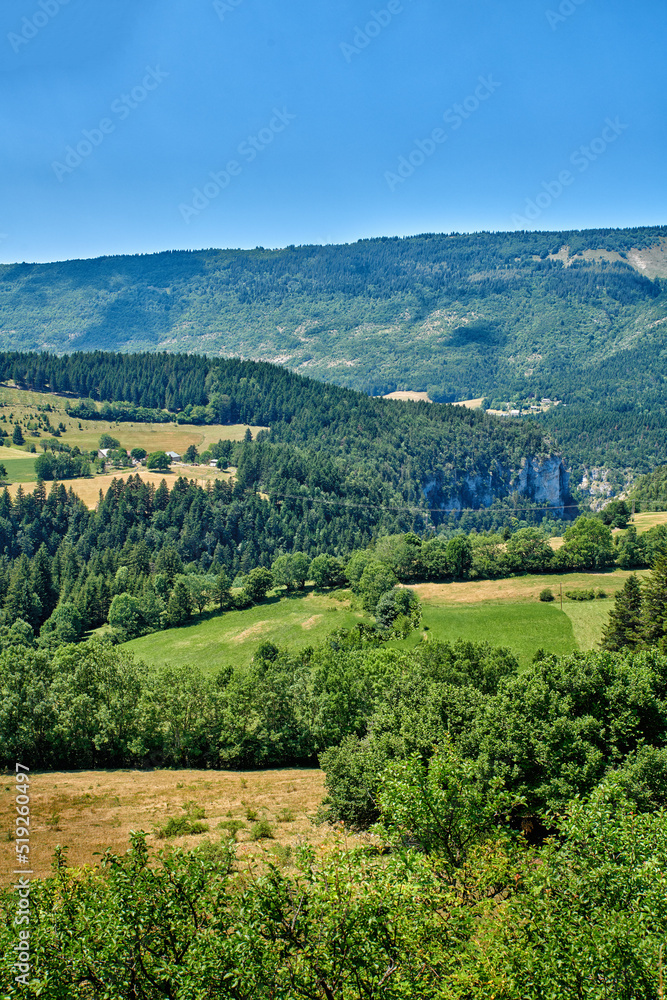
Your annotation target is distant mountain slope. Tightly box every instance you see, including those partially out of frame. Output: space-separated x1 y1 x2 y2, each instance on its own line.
1 227 665 408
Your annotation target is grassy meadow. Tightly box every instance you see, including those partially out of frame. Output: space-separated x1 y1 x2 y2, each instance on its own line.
126 590 366 671
0 767 331 886
389 602 578 666
125 568 649 674
0 383 266 501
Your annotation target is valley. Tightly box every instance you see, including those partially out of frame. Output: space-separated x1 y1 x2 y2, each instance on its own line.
0 236 666 995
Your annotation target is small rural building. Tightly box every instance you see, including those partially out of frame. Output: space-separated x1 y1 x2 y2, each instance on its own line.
166 450 181 462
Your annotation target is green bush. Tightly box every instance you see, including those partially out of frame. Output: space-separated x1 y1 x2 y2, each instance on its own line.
250 818 274 841
154 816 209 839
539 588 554 602
217 819 246 840
182 801 206 819
565 588 596 601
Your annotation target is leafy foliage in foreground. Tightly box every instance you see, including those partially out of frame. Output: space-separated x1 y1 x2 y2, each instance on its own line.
2 775 666 998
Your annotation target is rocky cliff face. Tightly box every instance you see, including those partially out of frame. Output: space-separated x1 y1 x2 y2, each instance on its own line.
512 456 570 511
423 454 571 514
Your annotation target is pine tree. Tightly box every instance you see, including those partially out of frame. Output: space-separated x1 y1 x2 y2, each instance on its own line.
31 544 58 623
5 554 42 628
214 569 232 610
166 580 192 627
601 574 643 651
641 552 667 648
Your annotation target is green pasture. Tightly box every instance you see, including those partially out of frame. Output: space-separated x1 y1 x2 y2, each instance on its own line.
125 591 365 672
124 569 624 673
389 602 579 667
560 598 614 651
0 449 37 483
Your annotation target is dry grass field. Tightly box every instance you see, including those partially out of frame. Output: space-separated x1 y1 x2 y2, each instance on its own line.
0 768 336 886
382 390 432 402
410 567 648 606
0 383 267 501
452 397 484 409
628 510 667 533
0 384 266 450
6 466 235 507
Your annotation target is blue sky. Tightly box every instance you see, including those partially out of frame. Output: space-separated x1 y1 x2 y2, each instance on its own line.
1 0 666 262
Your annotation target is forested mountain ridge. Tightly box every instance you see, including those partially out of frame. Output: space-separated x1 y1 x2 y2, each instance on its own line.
0 351 571 519
1 226 666 407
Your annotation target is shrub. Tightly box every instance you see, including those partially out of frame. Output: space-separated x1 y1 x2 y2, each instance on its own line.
250 818 274 841
154 816 209 839
154 801 208 838
270 843 292 866
191 838 236 864
245 807 258 821
565 588 596 601
276 808 295 823
539 588 555 602
375 587 421 631
182 801 206 819
217 819 246 840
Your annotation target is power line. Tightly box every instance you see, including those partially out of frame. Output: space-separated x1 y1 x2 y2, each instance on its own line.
98 472 583 518
253 488 581 517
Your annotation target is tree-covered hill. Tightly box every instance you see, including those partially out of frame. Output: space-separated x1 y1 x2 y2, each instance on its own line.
0 350 568 521
629 465 667 511
1 227 666 407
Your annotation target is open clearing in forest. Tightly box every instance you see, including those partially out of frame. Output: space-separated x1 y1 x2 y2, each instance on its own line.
410 568 648 605
452 397 484 409
124 569 647 674
0 382 265 495
389 602 578 666
626 510 667 533
125 590 366 671
0 768 331 886
6 466 235 507
382 390 432 402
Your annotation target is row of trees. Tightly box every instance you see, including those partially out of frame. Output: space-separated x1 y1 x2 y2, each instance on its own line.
603 550 667 651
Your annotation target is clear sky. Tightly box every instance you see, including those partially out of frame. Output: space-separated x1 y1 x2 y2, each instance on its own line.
1 0 666 263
